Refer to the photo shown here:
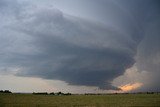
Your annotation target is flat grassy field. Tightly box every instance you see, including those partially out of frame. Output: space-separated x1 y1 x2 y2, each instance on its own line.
0 93 160 107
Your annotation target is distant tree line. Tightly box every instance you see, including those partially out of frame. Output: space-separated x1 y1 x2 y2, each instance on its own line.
33 92 72 96
0 90 12 93
84 92 160 95
1 89 160 95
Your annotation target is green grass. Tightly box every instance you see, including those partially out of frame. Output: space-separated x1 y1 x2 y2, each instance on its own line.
0 93 160 107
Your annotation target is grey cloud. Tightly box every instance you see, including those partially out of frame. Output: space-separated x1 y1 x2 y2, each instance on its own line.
14 8 137 90
136 12 160 91
0 3 139 90
0 0 159 91
0 0 20 15
113 0 160 92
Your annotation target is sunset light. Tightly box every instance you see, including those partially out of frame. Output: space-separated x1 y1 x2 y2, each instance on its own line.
119 83 143 92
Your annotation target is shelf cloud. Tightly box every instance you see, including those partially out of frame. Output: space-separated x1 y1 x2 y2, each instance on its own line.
0 0 160 91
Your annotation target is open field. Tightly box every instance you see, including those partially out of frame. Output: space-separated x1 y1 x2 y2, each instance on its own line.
0 93 160 107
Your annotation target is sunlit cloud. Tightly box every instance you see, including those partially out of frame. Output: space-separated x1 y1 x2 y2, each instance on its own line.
119 82 143 92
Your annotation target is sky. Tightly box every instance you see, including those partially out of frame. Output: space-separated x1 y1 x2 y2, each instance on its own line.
0 0 160 93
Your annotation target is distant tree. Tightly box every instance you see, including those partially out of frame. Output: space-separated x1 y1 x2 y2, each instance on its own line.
33 92 48 95
0 90 12 93
33 91 71 96
50 92 55 95
57 92 63 95
64 93 71 95
147 92 154 94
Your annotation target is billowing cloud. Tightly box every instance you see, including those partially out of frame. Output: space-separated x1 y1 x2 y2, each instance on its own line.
136 13 160 91
0 0 160 91
13 8 137 90
112 0 160 92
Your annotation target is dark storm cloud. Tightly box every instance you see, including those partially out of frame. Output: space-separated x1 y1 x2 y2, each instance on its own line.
0 0 160 90
11 7 136 90
113 0 160 91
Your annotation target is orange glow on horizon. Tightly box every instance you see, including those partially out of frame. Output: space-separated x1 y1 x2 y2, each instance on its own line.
119 83 143 92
